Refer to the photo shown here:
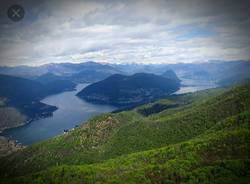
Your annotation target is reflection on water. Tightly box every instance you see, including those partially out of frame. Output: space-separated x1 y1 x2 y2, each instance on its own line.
2 83 116 145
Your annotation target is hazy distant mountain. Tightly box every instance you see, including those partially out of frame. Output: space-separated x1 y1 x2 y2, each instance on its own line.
161 70 180 82
163 63 212 81
208 61 250 86
77 73 180 106
1 61 249 86
67 62 121 83
70 69 116 83
0 61 121 83
44 61 120 77
115 61 250 86
111 63 167 75
167 61 250 85
35 73 66 83
0 65 48 79
35 73 76 93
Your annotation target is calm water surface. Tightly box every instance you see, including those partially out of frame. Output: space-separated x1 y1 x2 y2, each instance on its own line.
2 84 116 145
174 78 218 94
2 80 217 145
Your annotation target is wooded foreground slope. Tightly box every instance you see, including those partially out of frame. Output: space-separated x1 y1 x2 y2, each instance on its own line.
1 83 250 183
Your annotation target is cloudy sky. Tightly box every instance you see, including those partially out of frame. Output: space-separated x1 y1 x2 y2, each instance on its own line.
0 0 249 66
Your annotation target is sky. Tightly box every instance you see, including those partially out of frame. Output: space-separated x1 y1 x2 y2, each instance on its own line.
0 0 249 66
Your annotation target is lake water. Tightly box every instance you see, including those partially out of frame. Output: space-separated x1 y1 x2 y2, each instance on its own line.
173 78 218 94
2 79 218 145
1 84 116 145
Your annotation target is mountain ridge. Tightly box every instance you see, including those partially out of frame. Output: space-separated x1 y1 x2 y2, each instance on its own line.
1 61 250 86
77 72 181 106
9 110 250 183
0 74 77 123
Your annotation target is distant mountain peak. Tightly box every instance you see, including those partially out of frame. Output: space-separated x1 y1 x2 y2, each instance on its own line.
161 70 180 81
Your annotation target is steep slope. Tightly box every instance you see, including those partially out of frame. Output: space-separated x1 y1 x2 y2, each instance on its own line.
0 74 75 105
77 73 180 106
0 74 49 104
0 83 249 182
8 110 250 183
161 69 180 82
0 74 76 126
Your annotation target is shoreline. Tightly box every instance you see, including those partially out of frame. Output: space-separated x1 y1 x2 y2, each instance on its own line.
0 84 88 155
0 85 86 146
0 106 58 150
0 114 55 144
0 136 25 157
0 115 55 157
0 119 32 157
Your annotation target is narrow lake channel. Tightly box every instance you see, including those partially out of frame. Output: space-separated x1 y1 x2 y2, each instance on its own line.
1 83 116 145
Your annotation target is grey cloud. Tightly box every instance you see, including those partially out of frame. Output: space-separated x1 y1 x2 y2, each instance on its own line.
0 0 249 66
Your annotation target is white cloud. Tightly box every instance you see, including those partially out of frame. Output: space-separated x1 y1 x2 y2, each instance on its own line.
0 0 249 66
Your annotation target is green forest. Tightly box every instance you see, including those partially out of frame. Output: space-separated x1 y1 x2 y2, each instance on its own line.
0 83 249 183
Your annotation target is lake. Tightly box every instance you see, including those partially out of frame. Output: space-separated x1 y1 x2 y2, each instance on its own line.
2 79 217 145
1 84 116 145
174 78 218 94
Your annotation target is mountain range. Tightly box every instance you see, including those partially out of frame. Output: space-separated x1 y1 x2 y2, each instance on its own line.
1 61 250 86
161 69 181 82
0 61 121 83
0 60 250 183
112 60 250 86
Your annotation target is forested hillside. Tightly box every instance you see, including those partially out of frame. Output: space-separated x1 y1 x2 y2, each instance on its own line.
0 83 249 183
0 74 78 122
77 73 180 106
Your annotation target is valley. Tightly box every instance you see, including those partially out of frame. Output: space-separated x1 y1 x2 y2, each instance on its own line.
0 76 215 146
0 0 249 182
0 61 249 183
0 82 249 183
1 84 116 145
